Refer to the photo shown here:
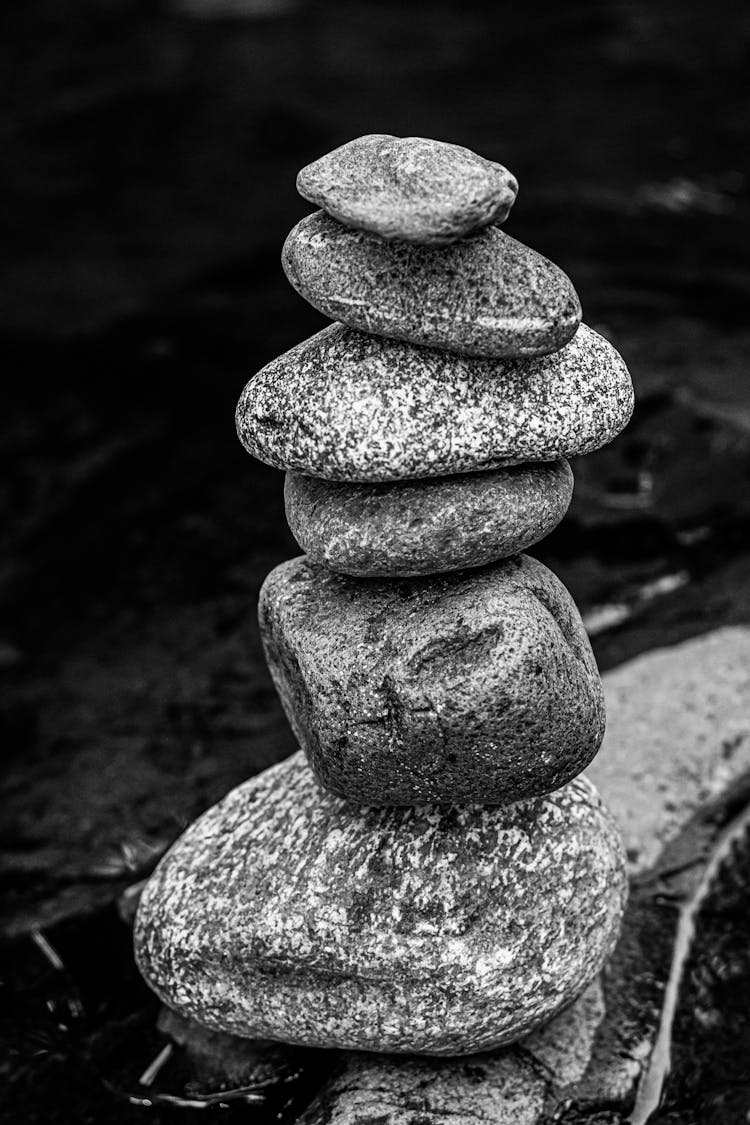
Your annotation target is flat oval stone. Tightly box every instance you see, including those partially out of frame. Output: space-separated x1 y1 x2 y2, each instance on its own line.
283 212 580 357
236 323 634 482
296 134 518 244
259 554 605 805
284 460 573 577
135 752 627 1055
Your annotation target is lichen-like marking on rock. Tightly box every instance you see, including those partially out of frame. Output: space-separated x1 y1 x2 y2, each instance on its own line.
134 752 627 1055
235 323 634 482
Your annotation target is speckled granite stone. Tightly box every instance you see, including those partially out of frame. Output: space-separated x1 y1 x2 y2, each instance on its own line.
134 752 627 1054
283 212 580 358
258 554 605 805
296 134 518 244
236 323 633 482
284 461 573 578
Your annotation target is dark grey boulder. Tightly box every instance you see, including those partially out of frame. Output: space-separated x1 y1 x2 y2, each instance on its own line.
259 554 605 805
236 323 634 482
283 212 580 357
296 134 518 244
284 460 573 577
135 752 627 1055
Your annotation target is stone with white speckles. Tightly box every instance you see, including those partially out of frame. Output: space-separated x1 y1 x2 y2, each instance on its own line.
283 212 581 358
296 134 518 244
134 752 627 1055
235 323 633 482
284 461 573 577
258 554 605 806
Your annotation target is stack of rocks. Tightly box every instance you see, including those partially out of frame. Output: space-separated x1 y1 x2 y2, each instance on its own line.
135 135 633 1057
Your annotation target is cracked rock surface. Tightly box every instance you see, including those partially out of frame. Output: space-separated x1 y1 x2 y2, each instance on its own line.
282 212 580 357
259 553 605 805
134 753 626 1055
236 322 634 482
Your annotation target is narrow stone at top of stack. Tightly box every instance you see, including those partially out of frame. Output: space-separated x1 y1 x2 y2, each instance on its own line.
296 133 519 244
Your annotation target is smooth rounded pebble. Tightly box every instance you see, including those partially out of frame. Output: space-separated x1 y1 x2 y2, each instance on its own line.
258 554 605 805
236 322 634 482
284 461 573 577
135 752 627 1055
296 134 518 244
283 212 580 357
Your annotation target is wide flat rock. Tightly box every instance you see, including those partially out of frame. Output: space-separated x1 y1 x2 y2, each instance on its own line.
283 212 580 357
134 754 626 1055
296 134 518 244
259 553 605 805
284 460 573 577
236 323 634 482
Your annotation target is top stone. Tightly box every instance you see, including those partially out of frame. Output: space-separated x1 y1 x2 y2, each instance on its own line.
296 134 518 244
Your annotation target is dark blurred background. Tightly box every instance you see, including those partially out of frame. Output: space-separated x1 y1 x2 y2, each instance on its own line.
1 0 750 1119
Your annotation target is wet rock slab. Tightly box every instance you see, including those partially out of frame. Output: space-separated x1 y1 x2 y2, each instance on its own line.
283 212 580 357
284 460 573 577
236 323 634 482
296 134 518 244
259 554 605 805
134 753 626 1055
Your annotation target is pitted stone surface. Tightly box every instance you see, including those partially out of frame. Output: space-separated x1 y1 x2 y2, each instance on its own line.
134 752 627 1055
236 323 633 482
258 554 605 805
298 1051 546 1124
296 134 518 244
283 212 580 357
284 461 573 578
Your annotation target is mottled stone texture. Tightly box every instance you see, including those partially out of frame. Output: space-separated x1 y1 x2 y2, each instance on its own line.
298 1051 546 1124
284 461 573 577
135 752 627 1055
283 212 580 358
236 323 633 482
258 554 605 805
296 134 518 244
590 626 750 874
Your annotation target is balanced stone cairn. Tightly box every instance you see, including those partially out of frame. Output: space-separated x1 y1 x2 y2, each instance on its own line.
135 135 634 1058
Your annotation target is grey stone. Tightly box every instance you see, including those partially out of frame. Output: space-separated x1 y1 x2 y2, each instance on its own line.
590 625 750 874
521 977 605 1087
282 212 580 358
258 554 605 805
284 461 573 578
134 752 627 1055
298 1051 546 1125
236 323 634 482
296 134 518 244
